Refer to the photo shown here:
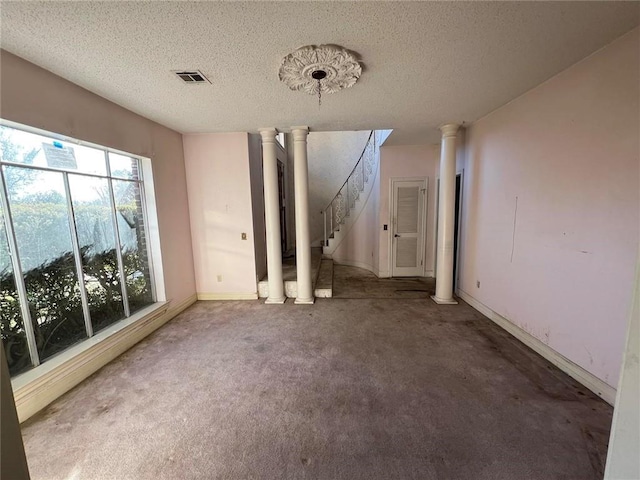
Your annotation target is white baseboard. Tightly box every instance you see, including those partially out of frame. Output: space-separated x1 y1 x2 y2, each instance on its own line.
13 294 198 423
457 289 616 405
197 292 258 300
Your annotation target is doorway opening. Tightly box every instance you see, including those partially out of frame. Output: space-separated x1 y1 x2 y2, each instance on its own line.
277 160 287 253
453 173 462 290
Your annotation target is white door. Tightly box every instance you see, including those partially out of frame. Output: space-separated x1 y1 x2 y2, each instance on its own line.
391 179 426 277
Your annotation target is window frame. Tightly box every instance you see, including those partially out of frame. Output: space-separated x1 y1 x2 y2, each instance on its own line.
0 118 165 377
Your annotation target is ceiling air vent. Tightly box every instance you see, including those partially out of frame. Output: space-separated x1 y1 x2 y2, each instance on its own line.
173 70 210 84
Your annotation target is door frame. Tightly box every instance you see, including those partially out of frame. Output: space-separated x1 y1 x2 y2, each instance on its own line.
389 176 428 277
276 159 287 254
433 169 464 289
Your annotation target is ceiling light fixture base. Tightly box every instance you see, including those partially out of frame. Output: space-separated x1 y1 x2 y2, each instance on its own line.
278 44 362 97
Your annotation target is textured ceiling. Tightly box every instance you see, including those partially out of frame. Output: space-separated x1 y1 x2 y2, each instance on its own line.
0 1 638 145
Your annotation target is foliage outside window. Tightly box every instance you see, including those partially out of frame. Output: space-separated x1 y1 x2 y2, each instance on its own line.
0 123 155 377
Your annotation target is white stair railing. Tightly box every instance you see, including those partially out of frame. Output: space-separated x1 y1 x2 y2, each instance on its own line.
323 131 377 247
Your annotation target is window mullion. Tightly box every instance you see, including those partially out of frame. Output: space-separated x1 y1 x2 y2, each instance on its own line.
62 173 93 338
136 178 156 302
0 169 40 367
105 151 112 177
0 161 108 180
107 174 131 318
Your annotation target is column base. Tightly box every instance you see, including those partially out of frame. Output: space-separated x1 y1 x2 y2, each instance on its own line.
431 295 458 305
294 297 315 305
265 296 286 305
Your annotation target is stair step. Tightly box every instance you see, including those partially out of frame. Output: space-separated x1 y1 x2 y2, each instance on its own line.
314 259 333 298
258 248 328 299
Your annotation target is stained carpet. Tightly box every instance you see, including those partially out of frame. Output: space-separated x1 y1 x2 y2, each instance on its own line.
21 297 612 480
333 264 435 299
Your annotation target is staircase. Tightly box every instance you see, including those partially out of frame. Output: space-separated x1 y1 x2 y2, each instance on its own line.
322 131 379 256
257 131 379 300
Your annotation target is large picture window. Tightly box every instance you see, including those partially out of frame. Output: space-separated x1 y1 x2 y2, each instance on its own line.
0 122 155 376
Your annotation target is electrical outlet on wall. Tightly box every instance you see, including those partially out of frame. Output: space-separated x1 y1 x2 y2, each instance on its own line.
217 275 223 282
241 233 247 240
476 280 480 288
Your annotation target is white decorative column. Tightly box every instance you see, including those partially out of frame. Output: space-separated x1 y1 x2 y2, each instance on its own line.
259 128 285 304
432 123 460 305
291 126 314 304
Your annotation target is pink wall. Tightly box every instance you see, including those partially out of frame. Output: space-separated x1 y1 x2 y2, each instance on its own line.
378 145 439 277
248 133 267 281
183 133 259 297
459 28 639 387
0 50 196 305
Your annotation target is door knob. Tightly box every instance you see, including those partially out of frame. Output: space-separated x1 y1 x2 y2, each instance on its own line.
394 234 400 238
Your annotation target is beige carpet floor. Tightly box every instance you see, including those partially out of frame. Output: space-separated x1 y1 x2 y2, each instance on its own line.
21 296 612 480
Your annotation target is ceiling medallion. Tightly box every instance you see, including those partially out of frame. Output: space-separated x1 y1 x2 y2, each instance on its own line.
278 45 362 105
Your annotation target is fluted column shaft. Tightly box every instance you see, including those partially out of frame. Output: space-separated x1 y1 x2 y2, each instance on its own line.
291 126 314 304
432 123 460 305
259 128 285 304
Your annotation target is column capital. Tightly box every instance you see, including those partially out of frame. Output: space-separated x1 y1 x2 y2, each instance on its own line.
259 128 278 143
439 123 460 138
291 126 309 141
